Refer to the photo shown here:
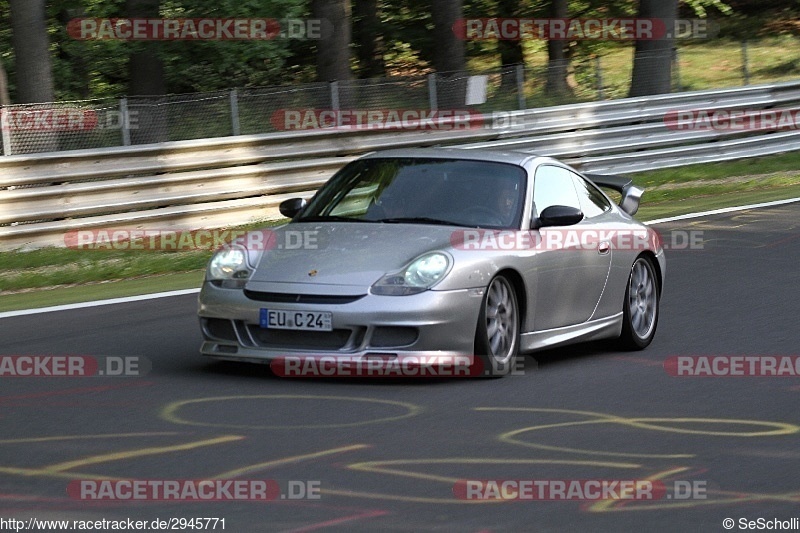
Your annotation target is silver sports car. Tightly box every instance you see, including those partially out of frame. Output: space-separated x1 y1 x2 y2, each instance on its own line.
198 148 665 376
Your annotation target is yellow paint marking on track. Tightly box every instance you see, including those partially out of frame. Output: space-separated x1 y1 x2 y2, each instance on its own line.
478 407 800 458
497 439 692 459
473 407 629 428
43 435 244 473
492 419 614 433
0 433 180 445
590 466 692 512
319 488 507 504
589 467 800 512
0 466 123 481
214 444 370 479
160 395 421 429
591 494 800 512
611 418 800 437
347 458 641 485
478 407 691 458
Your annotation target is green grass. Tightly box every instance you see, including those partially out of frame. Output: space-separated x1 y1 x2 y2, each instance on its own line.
469 36 800 106
637 183 800 221
0 249 210 292
627 151 800 218
0 272 204 313
629 151 800 187
0 218 288 294
641 175 800 204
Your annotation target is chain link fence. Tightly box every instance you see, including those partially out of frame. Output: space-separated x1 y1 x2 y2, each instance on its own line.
2 38 798 156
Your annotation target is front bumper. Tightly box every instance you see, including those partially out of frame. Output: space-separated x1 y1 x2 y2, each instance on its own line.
198 282 483 363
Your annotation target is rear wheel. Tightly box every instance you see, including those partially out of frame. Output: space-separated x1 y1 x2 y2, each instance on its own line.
619 256 659 350
475 275 520 377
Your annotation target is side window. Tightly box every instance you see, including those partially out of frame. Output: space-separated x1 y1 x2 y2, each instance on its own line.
570 172 612 218
533 165 581 216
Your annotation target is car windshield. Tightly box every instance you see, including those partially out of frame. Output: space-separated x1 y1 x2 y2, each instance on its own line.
297 157 527 229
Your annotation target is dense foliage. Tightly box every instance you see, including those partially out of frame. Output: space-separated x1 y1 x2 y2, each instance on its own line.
0 0 797 103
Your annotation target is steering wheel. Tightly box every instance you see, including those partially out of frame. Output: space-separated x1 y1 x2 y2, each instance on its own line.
461 206 505 226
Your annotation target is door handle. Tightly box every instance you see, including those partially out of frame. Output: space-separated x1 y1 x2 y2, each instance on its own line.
598 241 611 255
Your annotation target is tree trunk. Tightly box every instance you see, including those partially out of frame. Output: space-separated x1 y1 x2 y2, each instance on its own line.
9 0 54 104
431 0 466 109
9 0 58 153
125 0 168 144
312 0 354 108
0 58 10 107
497 0 524 89
431 0 465 73
545 0 572 97
629 0 678 97
313 0 354 83
353 0 385 78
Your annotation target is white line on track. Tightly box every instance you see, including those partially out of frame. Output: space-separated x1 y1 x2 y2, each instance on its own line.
642 196 800 225
2 196 799 319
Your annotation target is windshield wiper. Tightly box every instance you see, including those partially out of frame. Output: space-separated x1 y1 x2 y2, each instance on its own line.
376 217 471 227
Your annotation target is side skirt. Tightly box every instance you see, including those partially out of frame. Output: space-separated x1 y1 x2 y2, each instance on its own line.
520 312 623 353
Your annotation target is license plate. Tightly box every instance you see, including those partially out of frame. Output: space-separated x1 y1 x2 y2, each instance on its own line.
260 309 333 331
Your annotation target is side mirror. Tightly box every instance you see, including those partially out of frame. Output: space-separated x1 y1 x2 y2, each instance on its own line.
279 198 307 218
537 205 584 227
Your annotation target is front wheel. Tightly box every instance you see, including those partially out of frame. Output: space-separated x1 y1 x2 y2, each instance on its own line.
619 256 659 350
474 275 520 377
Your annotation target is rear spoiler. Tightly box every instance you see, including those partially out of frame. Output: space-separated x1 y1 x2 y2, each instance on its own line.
584 173 644 216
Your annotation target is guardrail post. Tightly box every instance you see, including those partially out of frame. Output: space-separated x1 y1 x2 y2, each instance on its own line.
330 81 340 111
428 74 438 111
330 82 341 127
120 98 131 146
516 65 526 109
230 89 241 136
741 40 750 85
0 108 11 156
595 56 604 100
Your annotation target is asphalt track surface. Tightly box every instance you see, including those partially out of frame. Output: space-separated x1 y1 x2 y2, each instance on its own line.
1 202 799 532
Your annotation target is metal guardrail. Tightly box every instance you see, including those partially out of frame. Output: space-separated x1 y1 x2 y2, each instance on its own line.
2 80 799 250
459 82 800 173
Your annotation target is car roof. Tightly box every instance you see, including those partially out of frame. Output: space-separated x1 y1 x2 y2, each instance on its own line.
359 147 541 167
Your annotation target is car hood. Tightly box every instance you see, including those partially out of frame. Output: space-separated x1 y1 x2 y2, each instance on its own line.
246 222 456 293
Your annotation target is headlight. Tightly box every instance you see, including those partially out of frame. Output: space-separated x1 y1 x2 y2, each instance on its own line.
207 245 252 288
371 252 451 296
